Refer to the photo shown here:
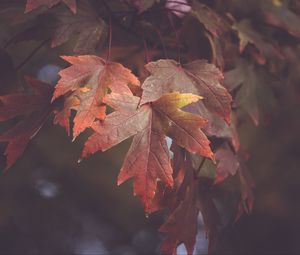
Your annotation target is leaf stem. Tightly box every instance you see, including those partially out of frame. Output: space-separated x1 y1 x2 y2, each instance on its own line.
3 33 21 50
167 12 181 63
106 16 112 62
102 0 140 40
154 28 168 59
196 157 206 176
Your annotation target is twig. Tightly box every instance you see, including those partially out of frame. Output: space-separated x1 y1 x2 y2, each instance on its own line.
154 28 168 59
106 16 112 62
15 39 50 71
143 39 150 63
102 0 141 40
3 33 21 50
167 12 181 63
196 157 206 176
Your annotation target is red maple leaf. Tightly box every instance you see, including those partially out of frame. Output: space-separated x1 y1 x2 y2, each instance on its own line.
53 55 140 138
82 92 213 210
260 1 300 39
146 144 186 214
0 77 54 169
225 58 276 126
233 19 283 64
159 161 199 255
184 100 240 151
160 155 220 255
214 143 240 184
51 2 107 53
191 2 229 37
140 59 232 124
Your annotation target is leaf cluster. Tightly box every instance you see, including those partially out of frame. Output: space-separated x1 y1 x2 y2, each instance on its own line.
0 0 300 254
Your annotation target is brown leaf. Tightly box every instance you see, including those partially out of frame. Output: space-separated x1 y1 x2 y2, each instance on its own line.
160 157 220 255
153 93 213 158
214 143 240 184
184 101 240 151
0 77 54 169
191 2 229 37
53 55 140 138
141 59 232 123
224 59 276 126
51 2 107 53
118 121 173 211
261 0 300 39
233 19 283 64
160 167 199 255
82 92 212 209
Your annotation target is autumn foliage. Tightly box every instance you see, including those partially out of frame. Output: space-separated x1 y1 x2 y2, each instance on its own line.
1 0 300 254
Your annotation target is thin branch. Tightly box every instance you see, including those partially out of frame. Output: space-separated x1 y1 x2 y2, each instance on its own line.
154 28 168 59
143 39 150 63
196 157 206 176
167 12 181 63
102 0 141 40
3 33 21 50
15 39 50 71
106 16 112 62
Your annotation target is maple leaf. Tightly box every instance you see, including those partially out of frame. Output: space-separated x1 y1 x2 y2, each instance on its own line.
214 143 240 184
236 162 255 220
0 77 54 169
82 92 213 210
198 186 220 254
184 101 240 151
260 0 300 39
233 19 283 64
205 32 224 69
160 174 199 255
25 0 76 14
212 141 254 220
53 96 79 136
191 2 229 37
160 157 220 255
224 59 276 126
147 144 186 214
158 154 199 255
51 2 107 53
53 55 140 138
152 93 213 157
5 2 104 53
141 59 232 124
